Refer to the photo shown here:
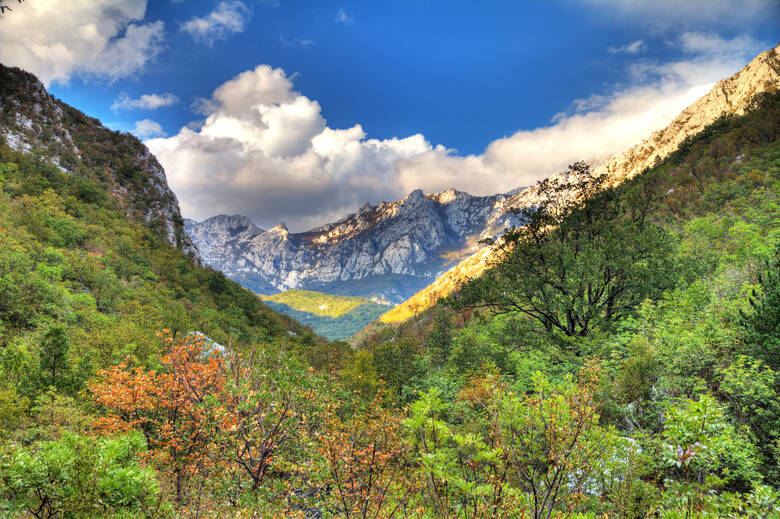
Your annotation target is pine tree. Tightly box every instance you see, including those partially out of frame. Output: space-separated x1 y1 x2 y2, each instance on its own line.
39 326 70 390
741 248 780 371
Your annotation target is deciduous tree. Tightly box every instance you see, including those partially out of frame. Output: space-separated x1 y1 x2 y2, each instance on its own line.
453 163 674 341
320 392 408 519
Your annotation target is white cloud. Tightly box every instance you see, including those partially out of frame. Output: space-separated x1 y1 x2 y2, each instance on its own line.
111 92 179 111
181 1 250 45
393 32 765 196
0 0 164 85
335 8 354 24
133 119 166 138
148 34 767 231
146 65 428 230
609 40 646 54
280 36 317 49
678 32 760 56
579 0 778 27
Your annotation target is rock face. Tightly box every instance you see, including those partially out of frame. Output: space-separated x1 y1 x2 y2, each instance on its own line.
597 43 780 184
380 43 780 322
185 189 521 302
0 64 199 259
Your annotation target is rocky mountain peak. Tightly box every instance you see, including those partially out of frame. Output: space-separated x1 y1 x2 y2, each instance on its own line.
269 223 289 235
402 189 426 205
201 214 264 235
431 188 464 204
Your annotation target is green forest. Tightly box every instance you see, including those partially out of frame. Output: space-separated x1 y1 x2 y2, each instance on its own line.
1 83 779 519
260 290 390 340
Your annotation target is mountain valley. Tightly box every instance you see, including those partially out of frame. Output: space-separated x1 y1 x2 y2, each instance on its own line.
0 6 779 516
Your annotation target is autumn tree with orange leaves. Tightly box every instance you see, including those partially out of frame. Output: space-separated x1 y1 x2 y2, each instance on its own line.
89 331 228 503
89 332 328 514
320 391 409 519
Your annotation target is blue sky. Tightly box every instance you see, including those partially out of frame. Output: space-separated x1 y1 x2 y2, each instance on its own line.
0 0 778 229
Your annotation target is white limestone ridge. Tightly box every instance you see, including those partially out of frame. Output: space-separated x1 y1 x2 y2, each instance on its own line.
185 187 521 302
379 42 780 323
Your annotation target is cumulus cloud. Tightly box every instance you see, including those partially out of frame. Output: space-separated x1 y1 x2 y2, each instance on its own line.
181 1 250 45
148 33 767 231
0 0 164 85
609 40 646 54
146 65 429 230
133 119 166 138
111 92 179 111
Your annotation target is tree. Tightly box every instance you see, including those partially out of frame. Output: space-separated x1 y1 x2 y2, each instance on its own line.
0 432 164 519
372 338 422 402
718 356 780 484
495 362 617 519
740 247 780 371
91 333 323 510
320 392 408 519
90 332 227 503
660 394 763 515
39 326 70 391
219 345 319 492
453 162 674 340
341 349 383 401
404 387 511 519
426 309 452 366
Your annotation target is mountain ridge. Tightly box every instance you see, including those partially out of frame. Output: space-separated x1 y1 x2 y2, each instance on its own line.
379 42 780 323
0 63 199 259
185 187 521 302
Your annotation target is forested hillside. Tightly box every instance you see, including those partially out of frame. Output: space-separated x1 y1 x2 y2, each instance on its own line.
346 90 780 516
260 289 390 340
1 76 779 518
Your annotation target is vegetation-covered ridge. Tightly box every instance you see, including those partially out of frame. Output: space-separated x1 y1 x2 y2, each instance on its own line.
1 81 779 518
0 63 197 256
260 289 391 341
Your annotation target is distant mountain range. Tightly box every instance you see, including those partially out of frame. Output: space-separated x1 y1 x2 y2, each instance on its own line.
185 188 525 303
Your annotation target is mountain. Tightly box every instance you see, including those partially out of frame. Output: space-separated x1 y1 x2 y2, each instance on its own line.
185 188 522 303
0 64 199 259
259 290 390 341
380 42 780 323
